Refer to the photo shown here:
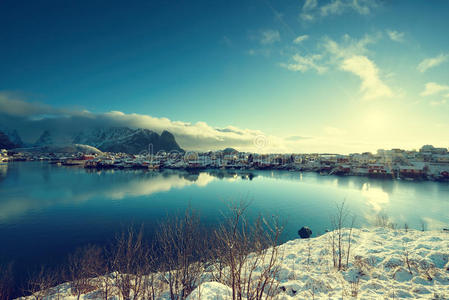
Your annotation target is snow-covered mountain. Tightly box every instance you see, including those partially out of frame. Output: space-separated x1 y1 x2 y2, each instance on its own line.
0 129 23 149
72 127 183 154
34 130 53 146
2 127 183 154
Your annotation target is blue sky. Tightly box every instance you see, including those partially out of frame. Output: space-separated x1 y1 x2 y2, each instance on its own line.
1 0 449 153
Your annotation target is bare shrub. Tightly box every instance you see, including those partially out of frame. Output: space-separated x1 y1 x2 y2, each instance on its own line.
402 241 414 275
156 208 209 300
420 219 426 231
0 262 14 300
374 213 396 229
374 214 389 227
349 276 360 297
307 280 317 300
418 260 436 281
67 244 104 299
141 272 165 300
111 226 150 300
25 266 57 300
353 255 370 276
15 203 284 300
329 200 356 270
207 233 228 283
94 249 114 300
212 201 284 300
306 239 312 269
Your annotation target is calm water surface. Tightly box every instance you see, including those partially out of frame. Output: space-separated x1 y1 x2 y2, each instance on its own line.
0 161 448 286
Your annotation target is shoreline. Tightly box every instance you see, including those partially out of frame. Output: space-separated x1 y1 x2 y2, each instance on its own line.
5 158 449 183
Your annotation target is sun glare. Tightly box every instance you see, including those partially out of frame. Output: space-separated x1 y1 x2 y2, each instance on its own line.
363 111 388 132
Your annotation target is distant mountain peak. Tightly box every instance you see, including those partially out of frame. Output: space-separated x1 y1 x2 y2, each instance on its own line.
35 130 53 146
73 126 183 154
0 128 24 149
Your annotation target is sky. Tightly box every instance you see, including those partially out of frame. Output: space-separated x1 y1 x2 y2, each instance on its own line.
1 0 449 153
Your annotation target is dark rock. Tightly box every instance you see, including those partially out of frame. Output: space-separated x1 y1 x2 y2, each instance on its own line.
0 129 24 149
298 226 312 239
0 131 17 149
222 147 238 155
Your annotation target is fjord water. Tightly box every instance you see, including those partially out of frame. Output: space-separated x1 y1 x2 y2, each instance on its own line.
1 162 448 284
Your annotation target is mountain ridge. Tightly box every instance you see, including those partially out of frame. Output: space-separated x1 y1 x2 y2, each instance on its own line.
0 129 23 149
72 127 184 154
1 127 184 154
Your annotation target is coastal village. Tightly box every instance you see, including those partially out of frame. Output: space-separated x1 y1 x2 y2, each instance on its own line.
1 144 449 181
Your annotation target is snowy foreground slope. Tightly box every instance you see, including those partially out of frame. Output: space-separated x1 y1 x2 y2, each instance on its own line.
19 228 449 299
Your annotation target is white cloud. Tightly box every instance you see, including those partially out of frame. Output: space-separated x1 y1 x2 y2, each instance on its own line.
300 0 317 20
420 82 449 96
322 33 379 59
320 0 346 16
281 34 392 100
417 53 448 72
300 13 315 21
280 53 327 74
301 0 379 21
303 0 318 11
317 34 393 100
306 33 393 100
340 55 393 100
386 30 405 42
322 0 377 16
260 30 280 45
293 34 309 44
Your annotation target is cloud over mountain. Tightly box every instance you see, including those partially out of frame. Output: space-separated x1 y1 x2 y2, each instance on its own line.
0 93 300 153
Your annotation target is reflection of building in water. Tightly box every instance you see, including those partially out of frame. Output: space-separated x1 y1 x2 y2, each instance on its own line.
206 169 257 181
0 163 8 181
335 176 351 188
